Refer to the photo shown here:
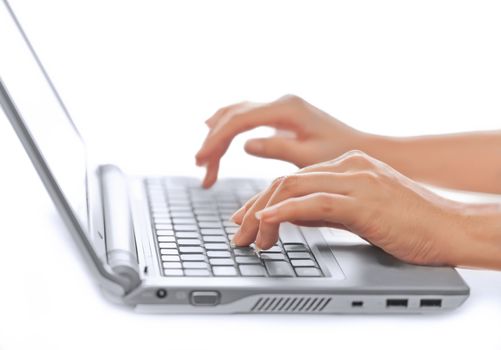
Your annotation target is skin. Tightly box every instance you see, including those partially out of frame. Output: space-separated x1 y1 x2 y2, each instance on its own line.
195 94 501 270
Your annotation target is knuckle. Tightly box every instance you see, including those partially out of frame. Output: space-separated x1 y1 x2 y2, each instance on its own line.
345 149 366 157
342 150 373 167
271 176 285 187
278 94 304 105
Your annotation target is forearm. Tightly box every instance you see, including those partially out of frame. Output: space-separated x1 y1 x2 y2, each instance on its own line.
446 204 501 270
360 130 501 193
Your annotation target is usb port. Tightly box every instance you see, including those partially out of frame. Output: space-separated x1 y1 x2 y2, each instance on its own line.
420 299 442 307
386 299 408 307
351 301 363 307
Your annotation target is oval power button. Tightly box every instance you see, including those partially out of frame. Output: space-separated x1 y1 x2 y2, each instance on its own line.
190 291 220 306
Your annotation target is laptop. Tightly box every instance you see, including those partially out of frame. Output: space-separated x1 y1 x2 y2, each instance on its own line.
0 0 469 314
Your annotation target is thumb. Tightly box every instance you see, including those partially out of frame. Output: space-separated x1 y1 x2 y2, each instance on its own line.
244 137 301 163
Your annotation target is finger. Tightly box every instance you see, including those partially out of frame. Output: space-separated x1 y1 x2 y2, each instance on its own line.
201 158 220 189
195 101 302 165
205 102 244 128
256 193 356 228
232 177 283 247
255 172 357 249
244 136 303 163
289 220 348 231
230 192 261 224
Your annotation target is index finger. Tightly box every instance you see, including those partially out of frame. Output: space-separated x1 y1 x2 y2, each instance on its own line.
195 100 301 165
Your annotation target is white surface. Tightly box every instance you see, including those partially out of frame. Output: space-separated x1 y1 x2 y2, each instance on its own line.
1 1 501 349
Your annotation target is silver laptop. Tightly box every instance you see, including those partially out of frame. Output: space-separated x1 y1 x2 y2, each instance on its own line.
0 0 469 314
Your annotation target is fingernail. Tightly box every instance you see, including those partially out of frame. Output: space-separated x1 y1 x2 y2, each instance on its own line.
196 159 207 167
230 236 237 248
230 210 241 223
245 140 263 153
254 244 262 254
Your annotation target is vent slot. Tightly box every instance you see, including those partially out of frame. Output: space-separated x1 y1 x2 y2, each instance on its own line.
251 296 332 313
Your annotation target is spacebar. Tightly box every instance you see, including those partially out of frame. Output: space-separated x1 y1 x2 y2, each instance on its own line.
279 222 306 244
265 260 295 277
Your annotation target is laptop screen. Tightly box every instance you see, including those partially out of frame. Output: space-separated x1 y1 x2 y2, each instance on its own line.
0 1 89 233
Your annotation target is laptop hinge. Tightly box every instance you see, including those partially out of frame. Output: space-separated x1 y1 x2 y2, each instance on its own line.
99 164 141 293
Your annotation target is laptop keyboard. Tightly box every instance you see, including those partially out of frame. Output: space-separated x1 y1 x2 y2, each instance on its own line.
145 177 324 278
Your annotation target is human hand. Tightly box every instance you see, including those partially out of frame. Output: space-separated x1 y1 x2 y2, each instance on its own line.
195 95 367 188
231 150 468 266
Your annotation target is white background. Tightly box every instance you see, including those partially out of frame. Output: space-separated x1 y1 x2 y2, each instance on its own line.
1 0 501 349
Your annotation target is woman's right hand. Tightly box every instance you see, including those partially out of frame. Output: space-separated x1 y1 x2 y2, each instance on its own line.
195 94 370 188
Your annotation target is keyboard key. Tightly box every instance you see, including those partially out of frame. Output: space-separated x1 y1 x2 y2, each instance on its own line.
151 206 168 212
209 258 235 266
218 202 239 209
291 259 316 267
185 269 210 276
175 231 199 239
161 255 181 262
183 261 209 269
170 212 195 218
159 242 177 249
233 247 255 256
170 206 192 212
153 218 172 224
213 266 238 276
207 250 231 258
169 199 190 206
199 221 222 228
164 269 183 276
177 239 202 246
153 212 171 219
219 209 236 215
260 253 286 261
295 267 322 277
156 229 175 236
174 224 198 231
225 227 239 234
196 215 220 222
265 261 294 277
194 208 218 215
223 221 239 227
173 218 197 225
155 224 174 230
260 246 283 253
235 256 261 264
158 236 176 242
283 244 308 252
203 236 227 243
204 243 229 250
200 228 226 236
181 254 206 261
219 214 233 221
162 262 182 269
160 249 179 255
287 252 312 259
239 265 267 277
179 246 204 254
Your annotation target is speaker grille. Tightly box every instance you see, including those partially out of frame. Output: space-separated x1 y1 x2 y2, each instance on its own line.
250 296 332 313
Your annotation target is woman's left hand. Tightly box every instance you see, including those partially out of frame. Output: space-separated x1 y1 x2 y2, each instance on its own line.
231 150 468 266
